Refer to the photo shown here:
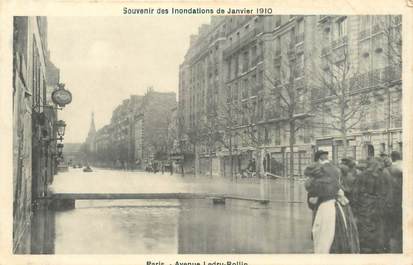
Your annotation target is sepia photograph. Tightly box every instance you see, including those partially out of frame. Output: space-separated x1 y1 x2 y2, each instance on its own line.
10 13 404 257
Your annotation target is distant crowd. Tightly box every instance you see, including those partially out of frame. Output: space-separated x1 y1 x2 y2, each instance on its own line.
305 150 403 254
145 161 173 175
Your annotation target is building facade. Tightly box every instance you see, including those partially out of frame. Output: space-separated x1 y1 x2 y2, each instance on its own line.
13 16 63 253
92 89 176 170
178 15 402 178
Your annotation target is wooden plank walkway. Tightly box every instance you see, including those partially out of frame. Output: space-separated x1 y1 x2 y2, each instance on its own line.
51 192 208 200
50 192 270 204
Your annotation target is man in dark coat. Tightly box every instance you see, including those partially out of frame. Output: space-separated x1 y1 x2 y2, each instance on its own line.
386 151 403 253
339 157 357 206
304 150 331 212
352 157 393 253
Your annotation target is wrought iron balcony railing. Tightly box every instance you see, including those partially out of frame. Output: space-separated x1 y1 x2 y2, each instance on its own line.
223 28 263 58
350 66 401 90
332 35 348 49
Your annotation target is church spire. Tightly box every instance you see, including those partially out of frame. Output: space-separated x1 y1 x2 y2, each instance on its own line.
88 112 96 136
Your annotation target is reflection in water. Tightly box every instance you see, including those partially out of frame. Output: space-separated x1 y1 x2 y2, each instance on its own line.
54 200 179 254
33 169 313 254
31 201 55 254
178 200 312 253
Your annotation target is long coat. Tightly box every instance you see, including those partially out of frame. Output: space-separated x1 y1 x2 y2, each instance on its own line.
304 162 360 253
352 158 393 253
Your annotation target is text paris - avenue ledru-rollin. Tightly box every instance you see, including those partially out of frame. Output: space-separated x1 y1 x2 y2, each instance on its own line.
147 261 248 265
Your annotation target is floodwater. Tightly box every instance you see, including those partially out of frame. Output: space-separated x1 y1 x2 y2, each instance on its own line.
34 168 313 254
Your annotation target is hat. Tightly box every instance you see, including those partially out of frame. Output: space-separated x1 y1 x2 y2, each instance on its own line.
341 157 354 162
391 151 401 161
379 152 388 157
314 150 328 161
341 157 356 168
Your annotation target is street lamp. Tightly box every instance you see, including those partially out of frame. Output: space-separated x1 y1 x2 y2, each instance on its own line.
42 120 67 143
57 143 64 156
55 120 66 140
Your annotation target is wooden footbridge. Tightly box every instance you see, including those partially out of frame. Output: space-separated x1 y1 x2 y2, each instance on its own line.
43 192 271 210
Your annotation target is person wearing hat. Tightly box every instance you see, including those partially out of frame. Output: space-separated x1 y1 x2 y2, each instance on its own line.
339 157 357 206
379 152 393 168
352 157 393 253
386 151 403 252
304 150 333 211
305 150 359 253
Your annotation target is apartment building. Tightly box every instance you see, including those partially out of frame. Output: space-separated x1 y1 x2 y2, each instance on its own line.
178 15 402 178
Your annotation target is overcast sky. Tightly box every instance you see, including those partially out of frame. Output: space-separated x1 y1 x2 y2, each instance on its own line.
47 16 210 143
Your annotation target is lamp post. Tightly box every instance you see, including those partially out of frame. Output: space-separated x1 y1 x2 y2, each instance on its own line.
55 120 66 141
57 143 64 155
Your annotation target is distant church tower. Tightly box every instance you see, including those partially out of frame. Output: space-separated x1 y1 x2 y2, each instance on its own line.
86 112 97 153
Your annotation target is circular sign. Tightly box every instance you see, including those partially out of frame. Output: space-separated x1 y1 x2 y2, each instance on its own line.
52 88 72 107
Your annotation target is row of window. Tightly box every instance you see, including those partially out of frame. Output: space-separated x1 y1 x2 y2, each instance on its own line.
226 69 264 102
226 43 263 80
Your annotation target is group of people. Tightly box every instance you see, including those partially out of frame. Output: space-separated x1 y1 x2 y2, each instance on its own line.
304 150 403 254
145 161 173 175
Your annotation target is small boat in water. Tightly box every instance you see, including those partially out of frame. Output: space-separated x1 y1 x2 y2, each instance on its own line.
83 166 93 172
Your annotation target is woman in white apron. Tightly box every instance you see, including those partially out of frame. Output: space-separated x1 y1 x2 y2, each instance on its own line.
305 150 359 253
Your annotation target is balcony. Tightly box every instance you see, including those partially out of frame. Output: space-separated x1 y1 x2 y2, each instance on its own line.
359 29 369 40
223 28 262 59
361 120 386 131
350 66 401 91
332 36 348 49
319 15 328 20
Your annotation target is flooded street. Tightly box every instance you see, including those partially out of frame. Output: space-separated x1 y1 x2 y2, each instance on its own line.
40 168 313 254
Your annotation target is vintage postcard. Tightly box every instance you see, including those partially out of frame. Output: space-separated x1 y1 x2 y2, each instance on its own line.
0 0 412 264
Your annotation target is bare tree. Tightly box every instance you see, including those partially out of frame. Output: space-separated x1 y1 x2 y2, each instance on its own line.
175 115 188 175
215 96 243 180
310 48 369 157
186 115 213 176
238 100 265 178
263 41 312 179
378 15 402 69
193 113 221 177
376 15 402 150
